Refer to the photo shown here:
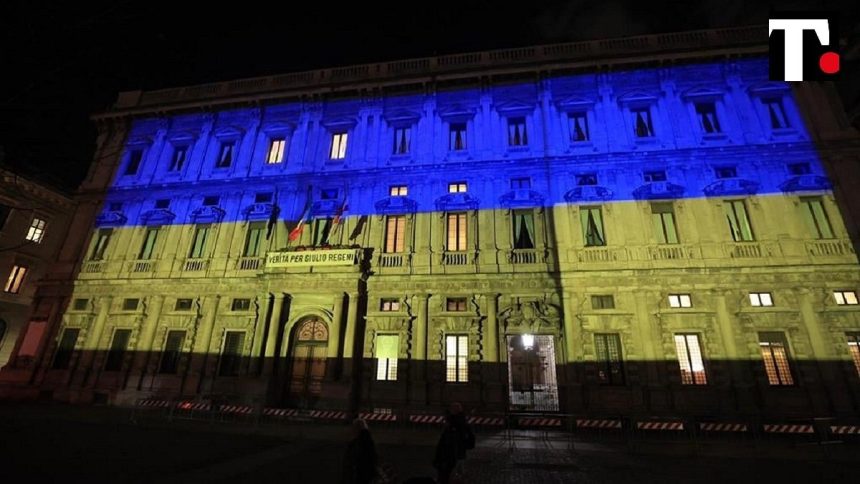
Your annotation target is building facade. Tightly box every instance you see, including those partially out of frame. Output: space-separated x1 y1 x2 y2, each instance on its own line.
4 26 860 420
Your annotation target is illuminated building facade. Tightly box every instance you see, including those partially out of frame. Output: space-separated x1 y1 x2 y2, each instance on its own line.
4 26 860 419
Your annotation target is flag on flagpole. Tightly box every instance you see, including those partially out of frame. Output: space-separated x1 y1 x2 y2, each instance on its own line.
289 186 313 242
332 193 349 225
266 189 280 240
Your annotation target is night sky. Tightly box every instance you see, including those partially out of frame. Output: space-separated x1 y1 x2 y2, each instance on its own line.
1 0 858 191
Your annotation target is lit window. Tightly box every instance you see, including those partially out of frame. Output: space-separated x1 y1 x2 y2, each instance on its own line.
507 117 528 146
715 166 737 179
104 329 132 371
218 331 245 376
512 210 535 250
375 334 399 381
651 203 679 244
393 127 411 155
675 334 707 385
759 332 794 385
188 224 210 259
834 291 859 306
384 216 406 253
800 197 834 239
446 298 467 312
448 182 467 193
330 132 348 160
644 170 666 182
668 294 692 308
749 292 774 307
847 333 860 378
138 228 159 260
25 217 46 243
52 328 79 370
568 112 589 142
231 298 251 311
124 149 143 175
267 137 286 164
243 222 265 257
576 174 598 186
4 265 27 294
380 299 400 311
216 142 235 168
389 185 408 196
449 123 467 151
446 213 467 251
446 335 469 382
631 107 654 137
510 177 531 190
580 206 605 247
694 102 721 134
90 229 113 261
158 330 186 374
724 200 754 242
169 146 188 171
591 295 615 310
763 97 790 129
594 333 624 385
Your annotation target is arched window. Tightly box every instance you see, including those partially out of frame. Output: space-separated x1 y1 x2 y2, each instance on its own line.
295 319 328 342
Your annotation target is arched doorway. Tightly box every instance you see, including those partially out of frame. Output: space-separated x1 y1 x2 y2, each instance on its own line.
287 318 328 406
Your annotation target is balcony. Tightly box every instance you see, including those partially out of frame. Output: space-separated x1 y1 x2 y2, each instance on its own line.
183 259 209 272
805 240 854 257
442 251 471 266
378 253 405 268
576 247 619 263
509 248 545 265
727 242 765 259
82 261 104 273
237 257 262 271
130 260 153 273
648 245 696 261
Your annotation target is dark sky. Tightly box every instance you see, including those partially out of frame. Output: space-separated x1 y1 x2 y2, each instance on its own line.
1 0 858 191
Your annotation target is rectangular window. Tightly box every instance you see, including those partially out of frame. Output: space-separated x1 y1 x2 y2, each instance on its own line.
835 291 859 306
580 206 605 247
393 127 411 155
568 112 589 142
73 298 89 310
138 228 159 260
576 174 598 186
243 222 265 257
124 149 143 175
510 177 531 190
668 294 692 308
175 298 193 311
594 333 624 385
169 146 187 171
330 132 348 160
644 170 667 182
448 182 467 193
749 292 774 307
158 330 186 375
715 166 737 178
446 298 467 312
231 298 251 311
449 123 467 151
446 335 469 382
380 299 400 311
847 333 860 378
446 213 467 251
507 117 528 146
218 331 245 377
255 192 273 204
267 137 286 164
375 334 399 381
188 224 210 259
202 196 219 206
512 210 535 249
104 329 132 371
155 199 170 209
90 229 113 261
788 162 811 175
763 97 790 129
695 102 721 133
632 107 654 137
52 328 80 370
313 217 333 246
723 200 754 241
591 295 615 310
759 332 794 386
122 298 139 311
216 142 235 168
384 216 406 253
675 334 707 385
651 202 679 244
25 217 46 243
800 197 834 239
4 265 27 293
389 185 408 196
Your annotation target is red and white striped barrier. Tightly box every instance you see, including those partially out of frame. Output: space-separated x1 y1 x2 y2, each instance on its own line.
576 419 623 429
698 422 748 432
309 410 348 420
830 425 860 435
409 415 446 424
518 417 562 427
763 424 814 434
263 408 299 418
467 416 505 426
136 399 171 409
636 421 685 431
360 412 398 422
176 401 211 411
219 404 254 415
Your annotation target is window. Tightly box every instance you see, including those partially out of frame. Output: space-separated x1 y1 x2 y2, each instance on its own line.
651 203 679 244
835 291 859 306
448 182 467 193
763 97 790 129
4 265 27 294
124 149 143 175
594 333 624 385
724 200 754 241
231 298 251 311
375 334 399 381
169 146 188 171
389 185 408 196
446 213 467 251
675 334 707 385
138 228 159 260
109 202 123 212
155 199 170 209
188 225 211 259
380 299 400 311
631 107 654 137
694 102 721 134
203 196 220 206
644 170 667 182
267 137 286 164
158 330 186 374
90 229 112 260
393 127 411 155
52 328 80 370
321 189 338 200
446 298 467 312
243 222 265 257
216 142 235 168
73 298 88 310
175 298 193 311
384 216 406 253
846 333 860 378
568 112 589 142
446 335 469 382
313 217 333 246
0 203 11 230
510 177 531 190
218 331 245 376
122 298 139 311
591 295 615 310
330 132 348 160
512 210 535 250
449 123 466 151
788 162 811 175
576 174 598 186
507 117 527 146
255 192 273 204
800 197 834 239
715 166 737 179
668 294 692 308
759 332 794 385
749 292 774 307
104 329 132 371
25 217 46 243
580 206 605 246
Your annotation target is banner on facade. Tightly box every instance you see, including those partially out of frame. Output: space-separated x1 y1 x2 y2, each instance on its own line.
266 249 358 267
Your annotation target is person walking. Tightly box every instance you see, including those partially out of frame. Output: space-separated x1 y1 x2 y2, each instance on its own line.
342 418 378 484
432 402 475 484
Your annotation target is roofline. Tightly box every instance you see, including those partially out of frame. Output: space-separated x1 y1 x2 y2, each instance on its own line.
93 24 767 121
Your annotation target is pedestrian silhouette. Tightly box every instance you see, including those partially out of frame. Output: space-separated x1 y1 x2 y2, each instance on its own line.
432 402 475 484
342 418 378 484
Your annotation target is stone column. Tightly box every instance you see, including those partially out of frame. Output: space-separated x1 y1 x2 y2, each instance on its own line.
561 292 580 365
328 292 346 359
76 296 113 386
413 294 429 361
342 292 360 377
250 293 272 375
798 289 837 413
129 295 165 388
483 293 499 363
262 293 285 376
188 295 220 392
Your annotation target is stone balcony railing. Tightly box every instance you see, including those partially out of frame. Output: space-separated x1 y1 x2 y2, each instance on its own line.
237 256 263 271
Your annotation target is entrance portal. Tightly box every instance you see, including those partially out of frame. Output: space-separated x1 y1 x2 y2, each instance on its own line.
506 334 559 412
287 319 328 405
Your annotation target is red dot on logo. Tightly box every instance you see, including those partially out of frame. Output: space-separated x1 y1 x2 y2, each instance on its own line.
819 52 840 74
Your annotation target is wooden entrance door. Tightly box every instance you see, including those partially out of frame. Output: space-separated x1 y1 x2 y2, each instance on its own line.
287 319 329 404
